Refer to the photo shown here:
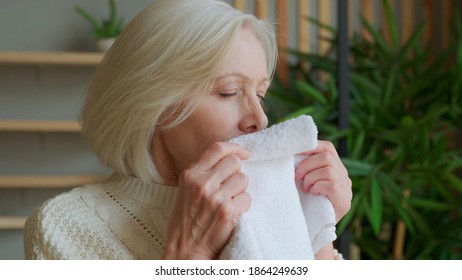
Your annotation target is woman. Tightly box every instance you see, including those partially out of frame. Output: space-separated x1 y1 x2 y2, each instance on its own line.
24 0 352 260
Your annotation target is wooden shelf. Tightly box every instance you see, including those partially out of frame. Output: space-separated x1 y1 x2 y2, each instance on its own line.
0 120 81 132
0 175 107 188
0 51 107 231
0 216 27 230
0 51 104 66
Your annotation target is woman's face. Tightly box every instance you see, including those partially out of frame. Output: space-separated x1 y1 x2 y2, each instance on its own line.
153 28 269 184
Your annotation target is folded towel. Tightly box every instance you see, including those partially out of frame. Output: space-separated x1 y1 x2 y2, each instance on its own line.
219 115 337 260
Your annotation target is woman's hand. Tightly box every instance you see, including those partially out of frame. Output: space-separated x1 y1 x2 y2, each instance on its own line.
163 142 251 260
295 140 352 223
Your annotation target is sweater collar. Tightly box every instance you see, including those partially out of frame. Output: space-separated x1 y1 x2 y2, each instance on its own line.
102 173 178 210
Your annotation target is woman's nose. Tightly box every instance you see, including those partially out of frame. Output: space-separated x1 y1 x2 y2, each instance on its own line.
238 97 268 134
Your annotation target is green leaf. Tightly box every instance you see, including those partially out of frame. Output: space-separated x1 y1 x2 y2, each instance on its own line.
350 72 381 95
364 142 378 162
429 176 457 203
398 21 426 59
394 201 416 235
324 128 349 142
414 241 439 259
382 0 399 48
412 106 448 127
360 15 392 59
408 198 454 211
109 0 116 24
75 6 101 31
327 77 337 102
382 66 397 105
286 50 336 72
446 173 462 193
74 0 124 39
404 205 432 236
457 41 462 67
350 130 365 158
341 158 374 176
295 81 328 105
281 107 317 121
304 16 337 34
268 88 303 108
370 179 383 236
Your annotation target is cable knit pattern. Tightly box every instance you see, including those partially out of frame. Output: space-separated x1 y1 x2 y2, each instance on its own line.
23 174 178 259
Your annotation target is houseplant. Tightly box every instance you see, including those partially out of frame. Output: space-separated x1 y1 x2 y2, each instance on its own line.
267 0 462 259
75 0 125 51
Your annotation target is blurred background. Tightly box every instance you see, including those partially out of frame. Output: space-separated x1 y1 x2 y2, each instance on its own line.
0 0 460 260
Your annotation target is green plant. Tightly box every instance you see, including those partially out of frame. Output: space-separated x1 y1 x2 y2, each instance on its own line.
75 0 124 39
267 0 462 259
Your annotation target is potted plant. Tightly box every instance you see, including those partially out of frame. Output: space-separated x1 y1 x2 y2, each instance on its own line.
268 0 462 259
75 0 125 51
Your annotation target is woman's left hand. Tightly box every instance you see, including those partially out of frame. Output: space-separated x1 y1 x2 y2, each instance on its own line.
295 140 352 223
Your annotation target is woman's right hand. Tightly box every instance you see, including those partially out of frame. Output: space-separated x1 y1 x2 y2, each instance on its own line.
162 142 252 259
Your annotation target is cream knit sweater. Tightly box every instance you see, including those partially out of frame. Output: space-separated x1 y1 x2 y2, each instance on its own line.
24 173 178 259
24 173 344 260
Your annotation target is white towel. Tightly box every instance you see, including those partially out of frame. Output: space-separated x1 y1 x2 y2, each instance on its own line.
219 115 337 260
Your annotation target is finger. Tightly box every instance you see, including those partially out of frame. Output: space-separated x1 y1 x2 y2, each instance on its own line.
299 141 348 173
309 180 352 222
218 172 249 198
299 166 337 192
195 142 251 170
200 191 251 240
295 152 344 181
306 180 336 196
300 168 352 204
179 154 242 199
199 192 252 249
210 154 243 184
298 140 338 156
229 191 252 218
189 172 248 228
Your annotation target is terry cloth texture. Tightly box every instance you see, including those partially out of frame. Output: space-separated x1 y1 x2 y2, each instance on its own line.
220 115 337 260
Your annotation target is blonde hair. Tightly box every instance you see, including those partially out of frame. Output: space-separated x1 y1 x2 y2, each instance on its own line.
81 0 277 183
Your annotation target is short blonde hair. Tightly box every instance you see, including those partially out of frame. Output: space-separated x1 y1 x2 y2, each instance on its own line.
81 0 277 183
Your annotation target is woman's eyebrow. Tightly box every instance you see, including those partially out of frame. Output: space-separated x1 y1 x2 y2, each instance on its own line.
216 72 270 84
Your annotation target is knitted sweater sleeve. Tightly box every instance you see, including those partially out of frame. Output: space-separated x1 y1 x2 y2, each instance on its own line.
23 179 175 260
24 206 53 259
22 187 126 260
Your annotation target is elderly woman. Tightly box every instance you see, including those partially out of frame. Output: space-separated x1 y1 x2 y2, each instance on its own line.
24 0 352 260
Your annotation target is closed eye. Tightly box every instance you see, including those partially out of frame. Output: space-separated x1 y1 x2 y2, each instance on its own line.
218 88 243 98
257 91 266 104
219 92 238 98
